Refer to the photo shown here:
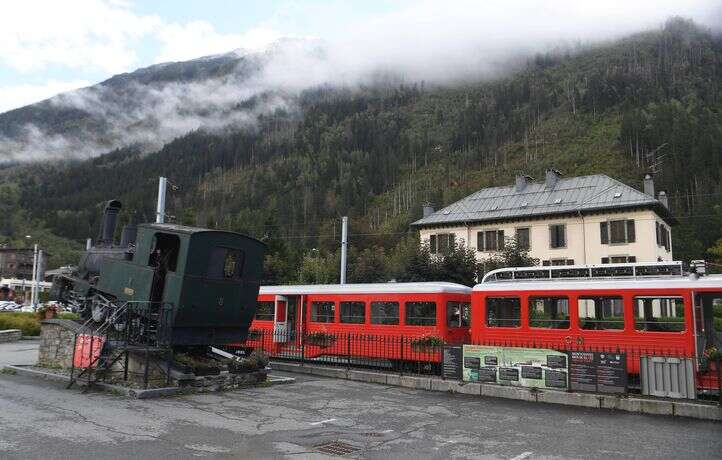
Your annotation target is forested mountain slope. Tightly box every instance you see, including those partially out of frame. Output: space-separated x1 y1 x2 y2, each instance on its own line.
1 19 720 279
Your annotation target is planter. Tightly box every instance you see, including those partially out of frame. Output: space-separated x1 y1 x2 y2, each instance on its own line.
44 310 58 320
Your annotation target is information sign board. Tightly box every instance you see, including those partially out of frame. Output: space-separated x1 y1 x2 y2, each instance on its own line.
462 345 568 390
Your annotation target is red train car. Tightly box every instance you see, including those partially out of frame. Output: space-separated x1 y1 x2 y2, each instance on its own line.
471 263 722 391
246 282 471 363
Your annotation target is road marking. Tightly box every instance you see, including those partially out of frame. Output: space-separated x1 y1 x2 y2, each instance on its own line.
310 418 336 425
381 429 393 433
510 452 533 460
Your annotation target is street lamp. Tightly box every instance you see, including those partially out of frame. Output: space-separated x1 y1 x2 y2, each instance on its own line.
25 235 41 309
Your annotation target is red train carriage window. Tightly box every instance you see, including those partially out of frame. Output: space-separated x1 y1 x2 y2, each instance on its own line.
405 302 437 326
447 301 470 327
255 301 274 321
371 301 399 325
340 301 366 324
486 297 521 328
634 297 685 332
528 297 570 329
311 301 335 323
578 297 624 330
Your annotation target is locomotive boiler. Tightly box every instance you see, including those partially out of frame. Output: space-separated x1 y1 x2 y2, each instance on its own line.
51 200 267 346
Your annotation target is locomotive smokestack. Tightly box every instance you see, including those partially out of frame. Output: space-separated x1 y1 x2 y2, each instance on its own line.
99 200 122 246
120 214 138 247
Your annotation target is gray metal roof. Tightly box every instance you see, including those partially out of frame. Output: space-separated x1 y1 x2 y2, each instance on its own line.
412 174 674 227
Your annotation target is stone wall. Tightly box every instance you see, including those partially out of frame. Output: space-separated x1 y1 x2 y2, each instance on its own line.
0 329 22 343
38 320 82 368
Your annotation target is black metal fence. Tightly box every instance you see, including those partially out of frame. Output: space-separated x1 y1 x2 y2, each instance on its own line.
230 329 722 402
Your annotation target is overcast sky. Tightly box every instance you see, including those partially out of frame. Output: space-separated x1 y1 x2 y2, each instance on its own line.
1 0 720 114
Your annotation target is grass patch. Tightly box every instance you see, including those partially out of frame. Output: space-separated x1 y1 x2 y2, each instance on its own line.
1 367 17 375
0 311 79 336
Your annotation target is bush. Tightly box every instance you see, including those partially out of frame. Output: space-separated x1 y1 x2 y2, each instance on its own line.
410 335 444 350
0 311 79 336
0 312 41 336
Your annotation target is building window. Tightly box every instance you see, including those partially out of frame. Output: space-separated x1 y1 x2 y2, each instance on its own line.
255 301 275 321
370 301 399 325
578 297 624 330
601 256 637 264
601 220 635 244
486 297 521 328
634 297 685 332
311 301 335 323
549 224 566 248
515 227 530 250
446 301 470 327
477 230 504 252
543 259 574 266
430 233 455 254
528 297 569 329
405 301 436 326
656 222 671 252
340 301 366 324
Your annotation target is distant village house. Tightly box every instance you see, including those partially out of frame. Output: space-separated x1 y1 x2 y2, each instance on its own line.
411 170 674 266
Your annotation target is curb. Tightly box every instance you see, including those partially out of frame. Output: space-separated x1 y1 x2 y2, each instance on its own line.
3 365 295 399
269 361 722 422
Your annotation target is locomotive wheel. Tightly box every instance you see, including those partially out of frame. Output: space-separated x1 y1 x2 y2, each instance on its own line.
91 302 107 322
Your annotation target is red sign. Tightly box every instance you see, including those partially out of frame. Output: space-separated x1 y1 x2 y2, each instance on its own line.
73 334 105 368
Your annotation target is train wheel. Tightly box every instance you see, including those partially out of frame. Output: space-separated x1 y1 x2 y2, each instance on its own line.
91 302 107 322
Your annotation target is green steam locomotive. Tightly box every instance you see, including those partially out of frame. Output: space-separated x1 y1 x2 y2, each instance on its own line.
51 200 266 346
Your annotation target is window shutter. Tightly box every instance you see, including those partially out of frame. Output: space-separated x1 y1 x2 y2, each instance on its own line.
449 233 455 250
601 257 610 264
628 256 637 263
429 234 437 254
626 220 635 242
497 230 505 250
476 232 484 251
566 259 575 265
656 222 661 245
549 227 556 248
600 222 608 244
542 260 551 266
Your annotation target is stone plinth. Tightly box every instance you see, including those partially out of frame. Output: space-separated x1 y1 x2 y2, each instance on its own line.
37 320 83 368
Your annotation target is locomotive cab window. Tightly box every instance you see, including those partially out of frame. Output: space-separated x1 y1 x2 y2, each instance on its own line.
447 301 470 327
405 301 436 326
340 301 366 324
634 296 685 332
578 297 624 330
529 297 569 329
486 297 521 328
207 247 245 280
148 233 180 272
255 301 274 321
371 301 399 325
311 301 335 323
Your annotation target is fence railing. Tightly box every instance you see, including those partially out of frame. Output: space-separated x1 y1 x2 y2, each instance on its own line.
227 328 722 402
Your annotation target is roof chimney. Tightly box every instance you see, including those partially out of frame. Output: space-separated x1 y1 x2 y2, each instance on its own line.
658 190 668 208
422 203 435 218
643 173 655 197
545 168 562 188
515 174 533 192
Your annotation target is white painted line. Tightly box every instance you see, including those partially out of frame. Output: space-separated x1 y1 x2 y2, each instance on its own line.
310 418 336 426
381 429 394 433
510 452 533 460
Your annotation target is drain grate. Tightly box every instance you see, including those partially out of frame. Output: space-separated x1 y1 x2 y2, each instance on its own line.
314 441 361 456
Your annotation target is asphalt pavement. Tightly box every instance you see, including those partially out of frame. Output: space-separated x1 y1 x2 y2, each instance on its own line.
0 341 719 459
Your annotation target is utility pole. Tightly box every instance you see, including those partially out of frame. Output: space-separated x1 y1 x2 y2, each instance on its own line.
30 244 38 308
340 216 348 284
156 177 167 224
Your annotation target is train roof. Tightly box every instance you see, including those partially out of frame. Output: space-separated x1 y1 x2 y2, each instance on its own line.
138 223 260 240
472 275 722 292
259 282 472 295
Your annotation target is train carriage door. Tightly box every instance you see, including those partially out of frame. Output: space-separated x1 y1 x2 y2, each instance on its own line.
695 291 722 357
273 295 289 343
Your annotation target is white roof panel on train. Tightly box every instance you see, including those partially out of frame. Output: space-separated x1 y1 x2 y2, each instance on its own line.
260 282 472 295
472 275 722 292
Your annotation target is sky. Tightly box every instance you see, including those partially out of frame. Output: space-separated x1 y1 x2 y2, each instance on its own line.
0 0 721 114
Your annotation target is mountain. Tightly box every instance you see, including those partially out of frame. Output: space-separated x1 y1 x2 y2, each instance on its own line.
1 18 720 279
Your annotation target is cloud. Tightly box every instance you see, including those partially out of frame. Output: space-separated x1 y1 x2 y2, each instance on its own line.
1 0 721 162
0 80 90 114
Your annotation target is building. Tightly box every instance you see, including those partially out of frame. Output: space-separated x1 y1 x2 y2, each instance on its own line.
0 248 36 279
411 170 675 266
